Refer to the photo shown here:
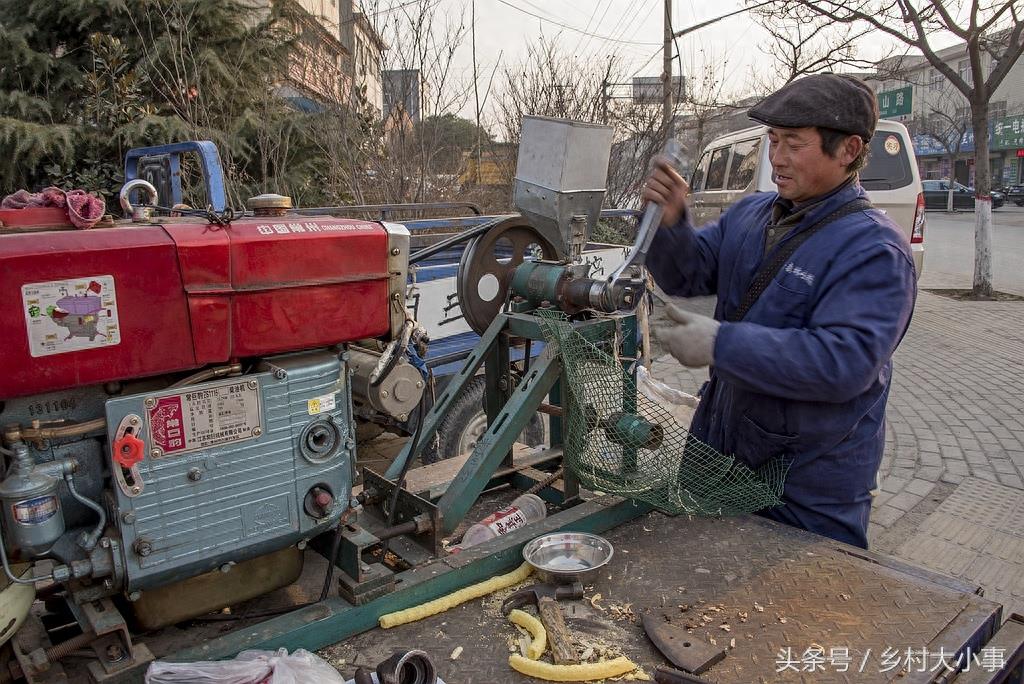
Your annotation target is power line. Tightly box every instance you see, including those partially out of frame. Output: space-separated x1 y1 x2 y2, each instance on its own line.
598 0 659 58
491 0 661 45
631 45 665 77
573 0 609 55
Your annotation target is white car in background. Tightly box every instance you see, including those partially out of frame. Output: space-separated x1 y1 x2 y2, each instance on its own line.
686 120 925 277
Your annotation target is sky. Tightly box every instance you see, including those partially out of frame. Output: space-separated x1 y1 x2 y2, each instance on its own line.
418 0 898 124
365 0 978 131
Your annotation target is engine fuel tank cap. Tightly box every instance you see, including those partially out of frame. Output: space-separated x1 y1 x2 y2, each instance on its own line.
247 193 293 216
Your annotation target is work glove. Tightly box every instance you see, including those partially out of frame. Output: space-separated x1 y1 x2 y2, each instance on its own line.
657 305 720 368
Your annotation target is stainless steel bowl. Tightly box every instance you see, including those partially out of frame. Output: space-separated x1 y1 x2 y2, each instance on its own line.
522 532 614 584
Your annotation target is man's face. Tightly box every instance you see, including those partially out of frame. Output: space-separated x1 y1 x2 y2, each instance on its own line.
767 127 854 203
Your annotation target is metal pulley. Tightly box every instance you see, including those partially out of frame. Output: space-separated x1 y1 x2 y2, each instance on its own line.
455 217 558 334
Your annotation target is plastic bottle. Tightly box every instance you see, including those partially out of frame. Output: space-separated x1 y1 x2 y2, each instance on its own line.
452 493 547 551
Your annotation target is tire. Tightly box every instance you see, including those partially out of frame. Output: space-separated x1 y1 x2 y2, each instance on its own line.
422 375 546 463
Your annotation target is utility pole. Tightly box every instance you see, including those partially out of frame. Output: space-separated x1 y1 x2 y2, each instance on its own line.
472 0 482 185
662 0 673 136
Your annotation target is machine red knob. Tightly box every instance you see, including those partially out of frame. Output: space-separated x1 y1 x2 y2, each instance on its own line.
314 490 333 510
113 434 145 468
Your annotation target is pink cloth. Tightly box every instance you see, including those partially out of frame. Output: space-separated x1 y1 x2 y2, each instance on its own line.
2 186 106 229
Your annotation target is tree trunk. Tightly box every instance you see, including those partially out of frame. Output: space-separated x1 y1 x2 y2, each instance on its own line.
946 155 955 212
971 101 994 298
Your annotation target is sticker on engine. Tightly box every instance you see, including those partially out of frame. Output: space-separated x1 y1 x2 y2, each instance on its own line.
13 496 58 525
21 276 120 358
147 380 262 456
307 392 337 415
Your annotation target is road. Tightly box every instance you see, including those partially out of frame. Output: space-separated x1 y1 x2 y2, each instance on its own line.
919 204 1024 295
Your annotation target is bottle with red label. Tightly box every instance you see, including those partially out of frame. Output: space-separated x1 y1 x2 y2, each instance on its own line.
451 493 547 552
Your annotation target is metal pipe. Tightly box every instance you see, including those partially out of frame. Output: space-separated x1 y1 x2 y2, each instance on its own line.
537 403 564 418
4 363 243 445
169 362 243 388
64 473 105 552
293 201 484 219
0 529 51 585
375 520 419 541
4 417 106 444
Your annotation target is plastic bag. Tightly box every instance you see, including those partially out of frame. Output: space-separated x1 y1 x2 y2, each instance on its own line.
145 648 346 684
636 364 698 408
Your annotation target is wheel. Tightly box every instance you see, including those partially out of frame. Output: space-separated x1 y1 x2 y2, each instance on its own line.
422 376 546 463
456 217 558 335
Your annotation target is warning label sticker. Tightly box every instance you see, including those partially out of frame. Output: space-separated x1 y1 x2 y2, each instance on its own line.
21 275 120 358
148 380 262 456
307 392 337 415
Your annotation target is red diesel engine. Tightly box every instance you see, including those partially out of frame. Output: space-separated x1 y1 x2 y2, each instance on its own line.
0 202 412 679
1 214 405 398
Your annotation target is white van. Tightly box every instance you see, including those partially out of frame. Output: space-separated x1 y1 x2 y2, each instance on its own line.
687 120 925 275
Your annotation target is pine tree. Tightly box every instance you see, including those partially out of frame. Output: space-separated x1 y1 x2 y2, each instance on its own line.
0 0 132 191
0 0 312 207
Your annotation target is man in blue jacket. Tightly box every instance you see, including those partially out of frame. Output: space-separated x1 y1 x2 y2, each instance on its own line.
644 74 917 548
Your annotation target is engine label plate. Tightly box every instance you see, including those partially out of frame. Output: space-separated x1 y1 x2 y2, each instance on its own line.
147 380 262 456
21 275 121 357
12 495 58 525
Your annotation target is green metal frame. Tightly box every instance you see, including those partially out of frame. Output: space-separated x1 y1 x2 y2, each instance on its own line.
385 311 619 534
109 307 644 681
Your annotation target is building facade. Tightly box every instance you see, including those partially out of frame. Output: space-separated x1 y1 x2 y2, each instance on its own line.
866 38 1024 187
340 2 387 115
383 69 422 130
282 0 350 107
259 0 386 115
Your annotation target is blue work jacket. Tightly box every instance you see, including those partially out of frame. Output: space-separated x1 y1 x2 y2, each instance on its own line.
646 181 917 548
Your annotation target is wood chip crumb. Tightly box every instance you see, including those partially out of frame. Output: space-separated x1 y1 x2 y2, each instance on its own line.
589 593 605 610
737 611 749 623
839 593 850 601
753 602 764 612
450 646 463 660
777 616 788 624
729 638 736 649
719 624 731 632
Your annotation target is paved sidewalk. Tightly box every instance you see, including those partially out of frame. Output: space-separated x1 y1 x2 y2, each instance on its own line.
650 290 1024 616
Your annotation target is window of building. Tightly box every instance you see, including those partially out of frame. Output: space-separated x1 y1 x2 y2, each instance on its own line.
930 68 941 91
958 59 972 86
991 100 1007 120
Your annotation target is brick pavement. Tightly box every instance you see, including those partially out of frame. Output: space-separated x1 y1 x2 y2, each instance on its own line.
650 289 1024 615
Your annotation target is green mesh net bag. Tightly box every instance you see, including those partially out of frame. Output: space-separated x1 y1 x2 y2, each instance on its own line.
538 314 788 516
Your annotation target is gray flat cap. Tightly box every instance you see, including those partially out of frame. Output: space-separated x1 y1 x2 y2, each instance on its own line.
748 73 879 141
